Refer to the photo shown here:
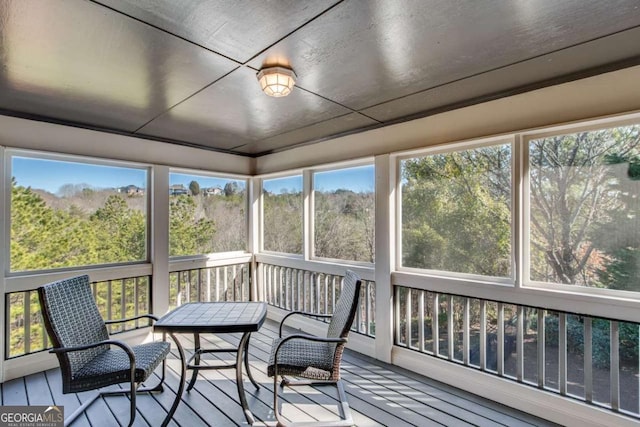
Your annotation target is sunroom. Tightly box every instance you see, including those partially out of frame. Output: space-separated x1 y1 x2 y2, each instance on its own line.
1 1 640 426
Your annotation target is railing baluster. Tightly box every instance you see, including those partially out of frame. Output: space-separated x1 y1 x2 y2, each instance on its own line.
206 267 212 302
480 299 486 370
324 273 329 315
585 317 593 403
406 288 412 349
517 305 524 382
448 295 454 361
121 279 126 326
300 270 305 311
287 269 292 309
538 310 545 388
432 293 439 355
315 273 321 314
463 297 470 365
232 264 238 301
356 280 363 332
559 313 567 395
419 290 425 353
394 286 401 345
24 291 31 355
611 321 620 411
497 303 504 375
134 277 139 328
366 281 372 336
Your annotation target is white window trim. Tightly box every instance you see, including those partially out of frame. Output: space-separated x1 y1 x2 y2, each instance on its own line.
309 160 376 266
394 136 515 280
168 167 251 257
5 148 152 276
392 117 640 308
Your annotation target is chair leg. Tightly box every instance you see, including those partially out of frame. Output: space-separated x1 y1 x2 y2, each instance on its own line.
273 374 354 427
129 370 136 427
64 393 101 427
274 372 286 427
65 366 168 427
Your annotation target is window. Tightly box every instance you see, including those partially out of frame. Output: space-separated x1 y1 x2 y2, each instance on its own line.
313 165 375 263
528 124 640 291
10 154 148 272
169 172 247 256
262 175 303 254
400 143 512 277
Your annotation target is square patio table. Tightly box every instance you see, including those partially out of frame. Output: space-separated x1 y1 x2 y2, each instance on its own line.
154 301 268 425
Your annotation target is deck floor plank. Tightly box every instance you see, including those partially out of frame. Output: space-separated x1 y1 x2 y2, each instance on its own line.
45 369 91 427
4 319 557 427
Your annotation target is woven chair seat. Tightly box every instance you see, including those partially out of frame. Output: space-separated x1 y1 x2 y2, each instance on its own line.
71 341 170 393
267 337 334 379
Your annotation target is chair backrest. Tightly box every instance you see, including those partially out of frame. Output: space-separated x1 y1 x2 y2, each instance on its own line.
327 270 362 340
38 275 109 380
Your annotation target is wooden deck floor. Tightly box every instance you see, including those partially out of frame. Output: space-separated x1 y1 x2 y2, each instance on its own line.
1 320 557 426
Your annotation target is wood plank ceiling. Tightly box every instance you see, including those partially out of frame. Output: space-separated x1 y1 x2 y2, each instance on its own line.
1 0 640 156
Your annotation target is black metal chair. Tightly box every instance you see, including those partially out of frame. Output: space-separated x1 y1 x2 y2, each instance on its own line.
267 270 362 427
38 275 170 427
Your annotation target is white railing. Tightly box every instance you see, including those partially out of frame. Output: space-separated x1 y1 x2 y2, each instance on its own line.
394 285 640 418
6 274 151 359
168 261 252 309
259 257 376 337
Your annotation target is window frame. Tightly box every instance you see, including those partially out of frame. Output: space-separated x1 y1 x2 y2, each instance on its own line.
168 168 251 260
394 136 517 285
5 148 152 276
309 160 376 267
259 170 305 258
521 118 640 299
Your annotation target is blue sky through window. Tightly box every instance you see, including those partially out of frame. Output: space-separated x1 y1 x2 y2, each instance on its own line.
12 157 147 194
12 156 373 195
314 165 374 193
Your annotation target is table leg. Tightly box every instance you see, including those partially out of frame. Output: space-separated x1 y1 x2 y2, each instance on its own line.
237 332 255 425
161 332 186 427
186 332 201 391
243 333 260 389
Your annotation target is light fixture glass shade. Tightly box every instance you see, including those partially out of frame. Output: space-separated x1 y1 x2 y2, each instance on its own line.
257 66 296 97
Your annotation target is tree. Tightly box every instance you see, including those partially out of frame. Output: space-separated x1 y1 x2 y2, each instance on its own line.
593 148 640 291
401 145 512 276
263 192 303 253
90 195 146 263
224 181 239 196
314 190 374 262
169 195 216 256
529 126 640 286
189 180 200 196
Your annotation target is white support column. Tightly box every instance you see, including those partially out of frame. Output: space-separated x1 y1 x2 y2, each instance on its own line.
303 169 313 260
152 165 170 316
249 177 261 301
0 146 7 382
374 154 393 363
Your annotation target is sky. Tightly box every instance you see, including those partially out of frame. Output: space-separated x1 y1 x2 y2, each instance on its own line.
12 157 147 193
11 157 372 195
264 165 374 194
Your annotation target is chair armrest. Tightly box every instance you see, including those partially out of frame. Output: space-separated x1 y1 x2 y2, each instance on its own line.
279 311 333 337
50 339 135 362
104 314 159 325
274 333 347 363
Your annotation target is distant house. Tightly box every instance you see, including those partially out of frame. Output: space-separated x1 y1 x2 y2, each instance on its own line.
118 184 144 196
203 186 223 197
169 184 188 195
